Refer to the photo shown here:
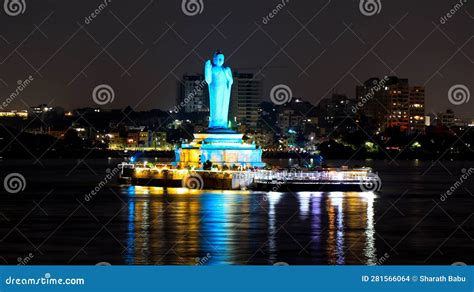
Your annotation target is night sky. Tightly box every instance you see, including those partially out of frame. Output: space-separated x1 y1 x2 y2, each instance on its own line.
0 0 472 118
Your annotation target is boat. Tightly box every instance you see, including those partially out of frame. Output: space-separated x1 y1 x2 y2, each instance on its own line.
117 162 380 192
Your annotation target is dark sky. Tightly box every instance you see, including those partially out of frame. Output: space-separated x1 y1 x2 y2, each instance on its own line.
0 0 472 118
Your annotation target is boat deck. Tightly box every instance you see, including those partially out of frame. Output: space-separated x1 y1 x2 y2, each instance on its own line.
118 163 380 192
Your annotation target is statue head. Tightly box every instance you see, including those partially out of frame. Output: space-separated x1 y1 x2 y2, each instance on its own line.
212 50 225 67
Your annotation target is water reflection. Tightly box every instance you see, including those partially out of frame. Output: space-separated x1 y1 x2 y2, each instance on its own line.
307 194 322 264
327 193 345 265
267 192 283 263
364 194 377 265
297 192 312 219
200 193 230 264
123 187 377 265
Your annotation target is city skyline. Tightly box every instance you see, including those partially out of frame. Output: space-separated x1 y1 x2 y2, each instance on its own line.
3 75 474 121
0 0 472 118
1 1 474 275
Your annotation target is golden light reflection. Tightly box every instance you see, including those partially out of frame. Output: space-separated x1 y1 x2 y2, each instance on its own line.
124 187 377 265
325 192 377 265
327 193 345 265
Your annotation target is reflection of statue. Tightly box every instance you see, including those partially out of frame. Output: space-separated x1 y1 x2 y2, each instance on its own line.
205 51 233 130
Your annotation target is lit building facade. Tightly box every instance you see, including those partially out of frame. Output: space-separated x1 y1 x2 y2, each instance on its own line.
386 78 409 131
278 109 304 132
0 110 28 119
356 77 425 132
179 74 209 113
437 109 455 127
319 93 356 133
31 104 53 114
408 86 425 132
230 73 262 129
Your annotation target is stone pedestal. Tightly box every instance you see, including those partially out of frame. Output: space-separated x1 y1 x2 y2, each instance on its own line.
174 130 265 169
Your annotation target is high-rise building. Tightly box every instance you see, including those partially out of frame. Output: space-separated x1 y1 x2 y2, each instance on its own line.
278 108 304 132
230 73 262 129
409 86 425 132
318 93 356 133
355 77 390 132
436 109 455 127
179 74 209 113
356 77 425 132
386 78 409 131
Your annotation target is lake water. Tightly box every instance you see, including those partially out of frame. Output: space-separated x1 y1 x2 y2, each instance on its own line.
0 159 472 265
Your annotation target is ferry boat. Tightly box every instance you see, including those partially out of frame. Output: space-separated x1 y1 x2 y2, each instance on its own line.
117 162 380 192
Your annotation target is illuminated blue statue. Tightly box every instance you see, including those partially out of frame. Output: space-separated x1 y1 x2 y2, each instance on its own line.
173 50 265 169
205 51 233 130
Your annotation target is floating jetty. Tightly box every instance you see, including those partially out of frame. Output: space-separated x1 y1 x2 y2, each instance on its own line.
118 163 379 192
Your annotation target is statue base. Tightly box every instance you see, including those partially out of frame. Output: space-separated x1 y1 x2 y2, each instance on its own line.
173 130 266 169
205 128 237 134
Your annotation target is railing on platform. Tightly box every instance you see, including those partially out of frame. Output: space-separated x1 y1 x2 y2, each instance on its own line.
119 162 377 184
